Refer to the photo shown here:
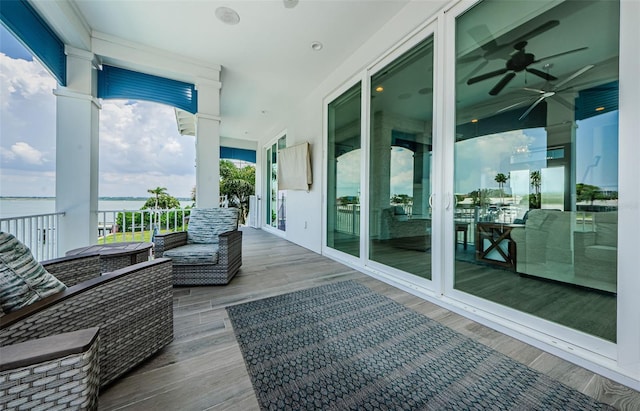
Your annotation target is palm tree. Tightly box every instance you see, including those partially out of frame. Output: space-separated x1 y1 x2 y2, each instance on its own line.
147 186 168 234
494 172 509 206
530 171 541 209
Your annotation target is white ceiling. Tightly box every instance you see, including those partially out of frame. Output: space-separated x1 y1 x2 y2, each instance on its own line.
62 0 410 143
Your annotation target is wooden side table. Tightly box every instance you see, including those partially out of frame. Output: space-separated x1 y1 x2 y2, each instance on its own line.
455 222 469 250
475 223 523 270
66 242 152 273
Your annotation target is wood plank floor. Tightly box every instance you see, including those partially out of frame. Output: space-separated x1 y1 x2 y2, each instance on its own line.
98 227 640 410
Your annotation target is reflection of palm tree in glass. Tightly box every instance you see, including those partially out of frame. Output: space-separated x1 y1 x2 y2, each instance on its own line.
530 171 541 208
494 173 508 206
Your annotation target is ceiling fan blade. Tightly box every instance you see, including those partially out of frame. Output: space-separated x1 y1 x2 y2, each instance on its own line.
534 46 589 63
496 99 531 113
519 95 546 120
458 54 483 64
467 68 508 85
460 60 489 83
489 72 516 96
485 20 560 60
526 67 558 82
512 20 560 46
554 64 595 89
469 25 499 53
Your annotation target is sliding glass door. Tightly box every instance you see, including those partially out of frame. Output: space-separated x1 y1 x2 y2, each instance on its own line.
453 0 619 341
327 83 362 257
266 135 287 231
368 37 435 279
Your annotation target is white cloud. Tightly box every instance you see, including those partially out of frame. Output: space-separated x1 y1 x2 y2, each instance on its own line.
0 54 56 179
455 129 542 194
0 51 196 198
0 146 16 161
11 142 46 165
98 100 195 197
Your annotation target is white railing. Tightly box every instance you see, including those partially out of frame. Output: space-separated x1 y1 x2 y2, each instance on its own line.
335 204 360 235
96 208 191 244
0 212 65 261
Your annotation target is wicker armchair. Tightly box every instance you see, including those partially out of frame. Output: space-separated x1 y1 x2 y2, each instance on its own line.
0 255 174 388
154 207 242 285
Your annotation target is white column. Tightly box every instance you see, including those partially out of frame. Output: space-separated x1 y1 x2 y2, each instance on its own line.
194 79 222 208
54 46 100 254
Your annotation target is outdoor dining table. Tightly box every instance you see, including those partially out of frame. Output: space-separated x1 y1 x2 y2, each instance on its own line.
66 242 153 273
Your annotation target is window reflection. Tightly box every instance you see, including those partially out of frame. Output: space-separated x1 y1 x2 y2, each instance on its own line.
454 0 619 341
369 37 434 279
327 83 361 257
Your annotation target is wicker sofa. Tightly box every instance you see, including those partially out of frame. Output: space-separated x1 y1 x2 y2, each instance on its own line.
154 207 243 285
1 253 174 388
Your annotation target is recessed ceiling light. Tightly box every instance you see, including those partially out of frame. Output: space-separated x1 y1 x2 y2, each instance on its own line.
215 7 240 25
311 41 323 51
595 106 605 111
418 87 432 95
471 119 479 123
375 86 384 93
398 93 412 100
283 0 299 8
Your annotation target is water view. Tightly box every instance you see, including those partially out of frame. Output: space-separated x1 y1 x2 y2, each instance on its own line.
0 197 193 219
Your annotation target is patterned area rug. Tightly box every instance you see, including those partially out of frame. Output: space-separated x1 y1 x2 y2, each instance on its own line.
226 280 614 410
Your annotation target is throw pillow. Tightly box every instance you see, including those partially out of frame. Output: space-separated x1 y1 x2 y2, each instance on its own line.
0 232 67 314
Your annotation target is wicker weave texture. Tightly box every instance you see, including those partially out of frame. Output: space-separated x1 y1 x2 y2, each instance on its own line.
42 255 101 287
0 335 100 411
171 230 242 286
155 223 242 286
0 259 174 388
154 232 187 258
99 248 150 273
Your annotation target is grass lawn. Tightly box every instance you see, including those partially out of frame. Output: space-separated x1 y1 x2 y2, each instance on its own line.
98 229 176 244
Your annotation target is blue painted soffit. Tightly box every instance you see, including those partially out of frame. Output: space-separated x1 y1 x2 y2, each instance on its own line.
221 147 256 163
575 81 618 121
0 0 66 85
98 65 198 114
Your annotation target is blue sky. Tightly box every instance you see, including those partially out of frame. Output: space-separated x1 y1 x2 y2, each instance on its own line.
0 25 196 198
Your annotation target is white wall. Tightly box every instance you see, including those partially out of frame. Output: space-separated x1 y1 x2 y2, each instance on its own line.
257 0 447 253
256 0 640 388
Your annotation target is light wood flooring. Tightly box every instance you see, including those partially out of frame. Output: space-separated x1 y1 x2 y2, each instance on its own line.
98 227 640 410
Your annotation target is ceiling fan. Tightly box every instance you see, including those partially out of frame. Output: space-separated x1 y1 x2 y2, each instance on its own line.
498 65 595 120
466 40 589 96
458 20 561 83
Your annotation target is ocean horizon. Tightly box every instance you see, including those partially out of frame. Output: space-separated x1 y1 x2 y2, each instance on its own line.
0 196 193 219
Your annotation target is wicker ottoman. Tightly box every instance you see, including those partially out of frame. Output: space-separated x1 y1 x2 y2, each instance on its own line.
0 328 100 411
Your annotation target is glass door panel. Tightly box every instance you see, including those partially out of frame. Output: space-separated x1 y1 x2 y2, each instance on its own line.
327 83 361 257
369 37 434 279
454 0 619 341
266 136 287 231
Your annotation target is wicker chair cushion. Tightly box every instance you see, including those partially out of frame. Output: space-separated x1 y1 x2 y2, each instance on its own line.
0 232 67 314
163 244 220 265
187 208 239 244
